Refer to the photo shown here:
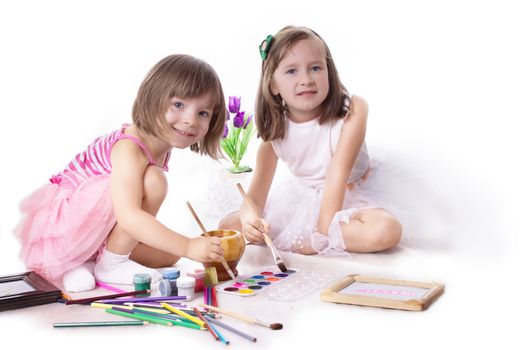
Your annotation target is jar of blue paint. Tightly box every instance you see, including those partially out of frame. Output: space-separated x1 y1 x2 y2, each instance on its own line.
159 268 180 296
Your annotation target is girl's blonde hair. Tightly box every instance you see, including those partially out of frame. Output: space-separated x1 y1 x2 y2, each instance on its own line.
256 26 349 141
132 54 226 159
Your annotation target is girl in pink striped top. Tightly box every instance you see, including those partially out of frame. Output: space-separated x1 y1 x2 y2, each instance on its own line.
15 55 228 292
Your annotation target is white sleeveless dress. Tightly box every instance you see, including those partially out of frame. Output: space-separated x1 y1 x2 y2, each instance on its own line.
265 116 380 255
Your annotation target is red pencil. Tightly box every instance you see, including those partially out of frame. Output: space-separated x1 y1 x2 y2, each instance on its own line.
193 307 219 341
211 286 218 307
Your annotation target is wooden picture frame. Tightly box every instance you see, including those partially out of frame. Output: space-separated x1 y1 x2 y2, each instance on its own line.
320 274 444 311
0 271 62 312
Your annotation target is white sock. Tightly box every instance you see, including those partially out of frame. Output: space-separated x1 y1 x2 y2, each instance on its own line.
93 248 162 285
62 261 96 292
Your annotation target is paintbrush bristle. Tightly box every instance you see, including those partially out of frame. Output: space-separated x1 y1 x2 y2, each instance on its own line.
270 323 283 330
277 261 288 273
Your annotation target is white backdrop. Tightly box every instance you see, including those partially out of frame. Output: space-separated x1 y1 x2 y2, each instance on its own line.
1 0 523 347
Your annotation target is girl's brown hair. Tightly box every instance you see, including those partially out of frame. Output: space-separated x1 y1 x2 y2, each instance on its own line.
132 54 226 159
256 26 349 141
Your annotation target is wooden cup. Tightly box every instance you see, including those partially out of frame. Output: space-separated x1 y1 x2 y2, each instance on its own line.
202 230 246 281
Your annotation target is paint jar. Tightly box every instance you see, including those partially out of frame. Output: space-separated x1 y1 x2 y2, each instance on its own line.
176 276 195 301
158 268 180 296
187 269 205 293
133 273 151 297
162 268 181 280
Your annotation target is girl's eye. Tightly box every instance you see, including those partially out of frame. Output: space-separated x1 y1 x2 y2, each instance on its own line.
311 65 322 72
198 111 210 118
173 102 183 109
285 68 296 74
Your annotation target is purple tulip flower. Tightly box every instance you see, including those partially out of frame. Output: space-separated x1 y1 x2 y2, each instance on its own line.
228 96 241 114
233 112 245 128
243 114 253 129
222 124 229 138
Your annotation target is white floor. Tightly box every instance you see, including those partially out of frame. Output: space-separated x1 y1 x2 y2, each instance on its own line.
0 1 523 348
0 242 522 349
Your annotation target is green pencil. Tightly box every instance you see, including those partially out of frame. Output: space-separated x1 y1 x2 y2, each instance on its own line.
54 320 146 328
130 308 204 330
170 319 206 330
106 308 173 327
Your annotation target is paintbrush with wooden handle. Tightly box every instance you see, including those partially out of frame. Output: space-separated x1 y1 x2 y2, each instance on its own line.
186 201 237 281
199 304 283 330
236 183 288 272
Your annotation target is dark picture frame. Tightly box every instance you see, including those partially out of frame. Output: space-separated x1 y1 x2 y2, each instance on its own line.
0 271 62 312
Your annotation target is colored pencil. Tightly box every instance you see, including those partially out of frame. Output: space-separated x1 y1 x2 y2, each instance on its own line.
131 308 190 322
65 290 150 305
106 305 205 330
54 320 147 328
112 306 202 329
123 301 185 309
124 302 215 317
111 306 134 314
211 286 218 307
98 295 187 304
133 306 172 314
198 304 283 330
91 302 171 314
124 303 215 317
204 315 257 342
193 307 219 340
207 321 230 345
106 308 173 327
130 308 204 330
91 302 134 311
95 281 127 294
161 302 205 327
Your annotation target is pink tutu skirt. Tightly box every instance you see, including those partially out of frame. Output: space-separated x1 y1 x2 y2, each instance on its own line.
14 174 116 282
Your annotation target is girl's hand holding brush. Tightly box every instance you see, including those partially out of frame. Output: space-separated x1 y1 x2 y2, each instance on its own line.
240 209 270 244
186 201 237 280
185 236 224 262
237 183 288 272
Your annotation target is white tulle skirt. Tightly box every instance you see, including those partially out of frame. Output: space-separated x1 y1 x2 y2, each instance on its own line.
263 159 421 256
200 150 443 257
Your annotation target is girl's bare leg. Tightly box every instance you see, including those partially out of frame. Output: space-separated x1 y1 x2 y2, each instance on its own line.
341 208 402 252
106 165 180 268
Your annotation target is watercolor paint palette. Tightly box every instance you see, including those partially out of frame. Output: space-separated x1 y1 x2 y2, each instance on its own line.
217 266 299 297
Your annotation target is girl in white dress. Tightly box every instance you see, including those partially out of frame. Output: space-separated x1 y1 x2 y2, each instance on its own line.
220 26 402 255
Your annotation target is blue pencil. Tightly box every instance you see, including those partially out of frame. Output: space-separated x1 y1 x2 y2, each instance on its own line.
207 321 230 345
204 315 257 342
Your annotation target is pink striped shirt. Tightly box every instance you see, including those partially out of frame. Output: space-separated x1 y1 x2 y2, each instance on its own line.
49 125 170 187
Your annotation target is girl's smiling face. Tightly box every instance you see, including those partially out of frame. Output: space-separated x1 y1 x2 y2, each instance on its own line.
271 38 329 123
163 92 214 149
